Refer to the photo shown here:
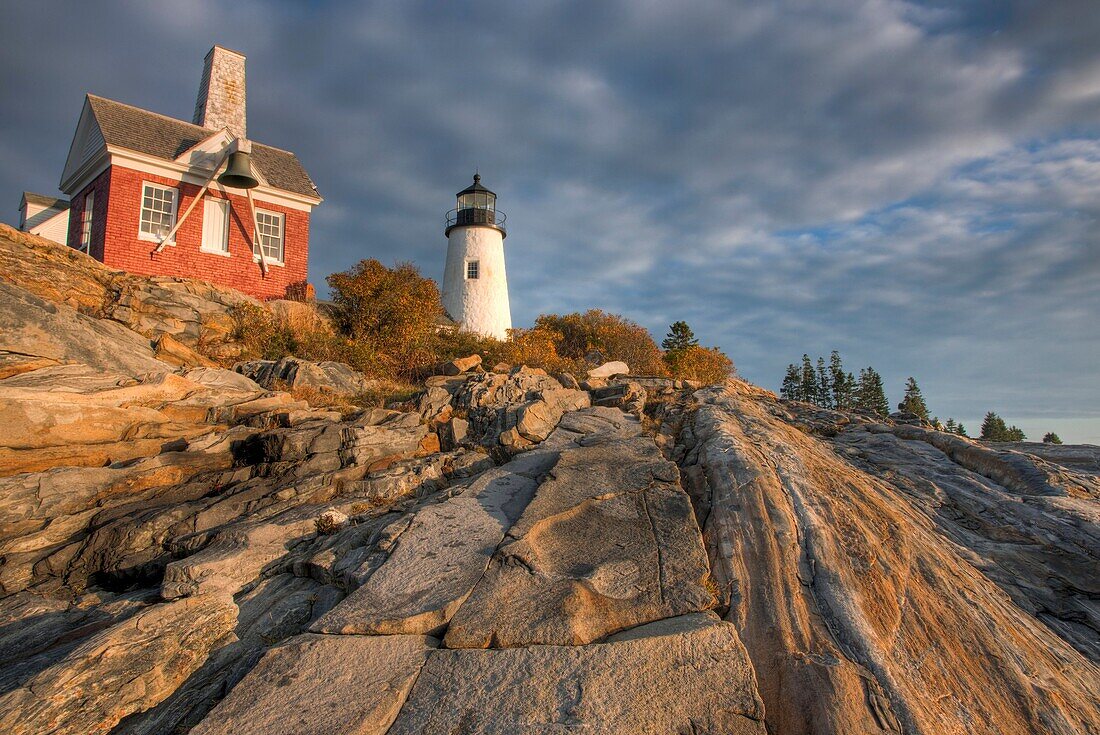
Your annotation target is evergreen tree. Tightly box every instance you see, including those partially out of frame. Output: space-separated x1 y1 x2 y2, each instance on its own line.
799 354 818 405
931 416 943 430
829 351 855 410
816 356 832 408
1043 432 1063 444
980 412 1005 440
956 422 968 437
980 412 1023 441
662 321 699 352
944 418 957 433
897 377 929 421
855 367 890 416
780 364 800 401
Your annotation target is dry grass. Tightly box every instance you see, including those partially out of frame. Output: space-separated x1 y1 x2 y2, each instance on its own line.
703 572 722 601
352 380 422 409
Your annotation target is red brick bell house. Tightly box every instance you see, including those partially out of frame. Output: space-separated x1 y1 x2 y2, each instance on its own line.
55 45 321 300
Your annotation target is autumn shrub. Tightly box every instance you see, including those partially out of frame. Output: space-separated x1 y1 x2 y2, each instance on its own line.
327 259 443 380
663 345 735 385
499 325 582 374
229 302 382 374
229 303 297 361
431 329 506 368
534 310 668 375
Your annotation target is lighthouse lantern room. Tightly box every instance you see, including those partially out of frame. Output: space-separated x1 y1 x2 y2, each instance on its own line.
442 174 513 340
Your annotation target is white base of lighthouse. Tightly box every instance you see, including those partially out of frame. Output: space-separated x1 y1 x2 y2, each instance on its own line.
441 225 512 340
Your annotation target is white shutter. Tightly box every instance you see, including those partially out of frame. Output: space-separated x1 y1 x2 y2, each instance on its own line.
201 198 229 252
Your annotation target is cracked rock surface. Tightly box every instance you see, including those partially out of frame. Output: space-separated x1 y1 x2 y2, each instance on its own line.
684 379 1100 735
1 227 1098 734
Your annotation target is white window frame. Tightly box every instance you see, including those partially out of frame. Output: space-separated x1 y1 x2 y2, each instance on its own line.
138 182 179 244
79 191 94 253
252 207 285 265
200 197 231 256
465 259 480 280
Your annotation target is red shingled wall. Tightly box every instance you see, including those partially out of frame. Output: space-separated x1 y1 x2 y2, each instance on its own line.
95 166 310 300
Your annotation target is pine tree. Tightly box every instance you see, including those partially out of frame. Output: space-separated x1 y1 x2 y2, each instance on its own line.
828 351 854 410
855 367 890 416
662 321 699 352
799 354 818 405
956 423 968 437
1043 432 1063 444
780 364 800 401
980 412 1012 441
944 418 957 433
816 356 832 408
1005 425 1026 441
897 377 929 421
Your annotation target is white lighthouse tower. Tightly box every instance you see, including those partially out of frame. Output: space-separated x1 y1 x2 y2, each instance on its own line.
442 174 512 340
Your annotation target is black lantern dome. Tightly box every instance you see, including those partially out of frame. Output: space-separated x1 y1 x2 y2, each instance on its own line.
446 173 507 237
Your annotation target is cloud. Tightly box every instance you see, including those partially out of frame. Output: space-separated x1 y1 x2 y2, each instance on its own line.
1 0 1098 440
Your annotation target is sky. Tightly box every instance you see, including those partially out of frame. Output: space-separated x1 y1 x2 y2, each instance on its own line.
1 0 1098 443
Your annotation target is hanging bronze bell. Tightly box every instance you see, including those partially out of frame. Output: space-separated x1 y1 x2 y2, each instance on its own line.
218 151 260 189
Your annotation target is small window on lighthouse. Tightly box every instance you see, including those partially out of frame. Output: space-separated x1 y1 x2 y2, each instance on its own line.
466 260 480 279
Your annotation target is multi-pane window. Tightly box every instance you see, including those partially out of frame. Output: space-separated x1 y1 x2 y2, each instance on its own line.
139 183 177 241
253 209 284 263
79 191 94 253
466 260 480 279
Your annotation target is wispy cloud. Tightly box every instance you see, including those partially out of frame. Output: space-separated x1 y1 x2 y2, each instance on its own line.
1 0 1098 440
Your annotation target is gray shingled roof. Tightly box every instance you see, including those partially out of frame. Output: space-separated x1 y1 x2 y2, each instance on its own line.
22 192 70 210
87 95 320 199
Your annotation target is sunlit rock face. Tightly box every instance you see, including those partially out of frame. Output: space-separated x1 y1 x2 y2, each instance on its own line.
1 226 1098 734
684 379 1100 735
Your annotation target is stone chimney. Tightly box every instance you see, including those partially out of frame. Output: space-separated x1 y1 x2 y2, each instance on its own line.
193 45 246 139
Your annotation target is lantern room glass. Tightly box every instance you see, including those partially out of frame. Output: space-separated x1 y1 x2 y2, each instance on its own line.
458 190 495 211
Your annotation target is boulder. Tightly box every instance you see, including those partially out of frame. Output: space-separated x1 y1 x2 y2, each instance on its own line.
586 360 629 379
441 354 482 375
191 633 436 735
388 613 765 734
555 371 580 389
589 380 647 417
235 357 375 398
443 435 715 648
453 370 590 449
441 416 469 450
417 385 453 422
515 395 579 443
